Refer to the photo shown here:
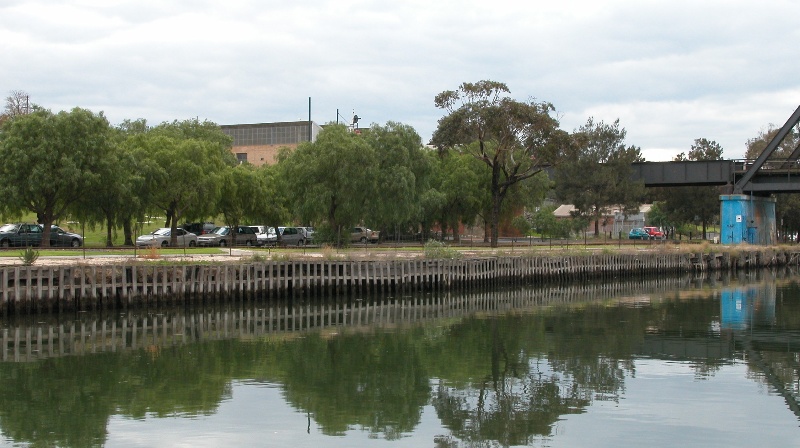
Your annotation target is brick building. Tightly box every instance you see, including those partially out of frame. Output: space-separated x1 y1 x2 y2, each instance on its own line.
220 121 322 166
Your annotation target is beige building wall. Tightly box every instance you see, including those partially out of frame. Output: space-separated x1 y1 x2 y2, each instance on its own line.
232 144 298 166
222 121 321 167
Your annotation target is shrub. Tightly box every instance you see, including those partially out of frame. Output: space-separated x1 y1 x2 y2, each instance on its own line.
18 247 40 266
423 239 461 259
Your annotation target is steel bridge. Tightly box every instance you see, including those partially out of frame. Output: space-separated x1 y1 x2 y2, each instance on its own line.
632 105 800 194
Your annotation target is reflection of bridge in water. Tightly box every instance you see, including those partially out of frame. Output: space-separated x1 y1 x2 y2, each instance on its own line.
2 275 697 362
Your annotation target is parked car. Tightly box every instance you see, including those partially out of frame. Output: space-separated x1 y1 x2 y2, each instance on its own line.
249 225 278 247
46 225 83 247
278 226 308 246
182 222 215 236
301 227 315 242
197 226 257 247
643 226 664 239
0 223 43 247
136 228 198 247
351 226 380 243
628 228 651 240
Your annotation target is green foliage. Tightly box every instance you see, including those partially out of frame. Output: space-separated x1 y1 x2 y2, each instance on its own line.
554 118 644 235
658 138 724 239
432 80 567 247
280 124 376 234
18 247 39 266
0 107 114 247
528 205 575 239
362 121 431 233
425 150 487 239
126 119 233 245
512 215 532 235
423 239 462 259
217 164 267 230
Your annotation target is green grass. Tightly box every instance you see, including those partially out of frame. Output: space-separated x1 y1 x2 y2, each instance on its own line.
0 247 230 257
0 212 219 247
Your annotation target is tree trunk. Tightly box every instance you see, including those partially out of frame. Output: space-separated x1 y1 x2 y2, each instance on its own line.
105 214 114 247
40 215 53 249
123 219 133 246
490 191 502 248
489 163 504 248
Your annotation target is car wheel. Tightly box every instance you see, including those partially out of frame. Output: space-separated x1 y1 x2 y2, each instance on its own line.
220 240 227 247
71 239 81 248
360 237 367 243
246 240 253 247
161 241 168 247
189 240 196 247
1 239 9 248
297 239 305 247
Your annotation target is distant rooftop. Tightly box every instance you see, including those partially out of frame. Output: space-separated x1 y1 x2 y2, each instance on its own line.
220 121 322 146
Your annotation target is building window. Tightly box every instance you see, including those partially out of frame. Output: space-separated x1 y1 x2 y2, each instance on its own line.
236 153 248 164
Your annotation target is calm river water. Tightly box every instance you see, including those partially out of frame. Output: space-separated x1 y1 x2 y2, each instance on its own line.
1 269 800 447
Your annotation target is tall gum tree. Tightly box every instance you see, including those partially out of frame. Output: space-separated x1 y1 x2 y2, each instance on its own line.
554 118 644 236
0 107 113 247
431 81 567 247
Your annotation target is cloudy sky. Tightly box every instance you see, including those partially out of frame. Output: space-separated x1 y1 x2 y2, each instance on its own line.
3 0 799 160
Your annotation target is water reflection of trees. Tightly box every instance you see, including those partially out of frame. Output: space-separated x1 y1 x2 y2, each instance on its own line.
0 270 799 447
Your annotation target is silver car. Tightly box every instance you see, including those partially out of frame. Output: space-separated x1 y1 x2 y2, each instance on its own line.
278 226 307 246
136 228 198 247
197 226 258 247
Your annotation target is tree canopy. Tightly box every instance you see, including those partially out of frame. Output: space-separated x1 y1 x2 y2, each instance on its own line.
432 80 567 247
554 118 644 236
0 107 114 247
126 119 233 245
279 124 377 244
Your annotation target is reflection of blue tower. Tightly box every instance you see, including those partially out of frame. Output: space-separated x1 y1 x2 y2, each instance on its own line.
720 286 776 330
721 289 750 330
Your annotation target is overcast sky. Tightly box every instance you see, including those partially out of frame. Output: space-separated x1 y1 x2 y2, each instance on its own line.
3 0 799 160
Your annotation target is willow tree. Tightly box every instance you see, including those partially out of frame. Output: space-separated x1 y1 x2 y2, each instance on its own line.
279 124 376 244
431 81 567 247
127 119 233 246
0 107 114 247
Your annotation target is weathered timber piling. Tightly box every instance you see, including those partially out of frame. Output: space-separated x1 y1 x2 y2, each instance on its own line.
0 249 798 314
2 269 782 362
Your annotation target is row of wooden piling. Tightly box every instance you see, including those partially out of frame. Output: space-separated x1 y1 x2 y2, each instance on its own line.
0 250 795 314
2 274 698 362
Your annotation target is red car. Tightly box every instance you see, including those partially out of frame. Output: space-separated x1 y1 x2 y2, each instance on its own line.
643 226 664 239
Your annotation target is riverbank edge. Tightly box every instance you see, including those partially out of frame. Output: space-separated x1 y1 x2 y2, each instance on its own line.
1 247 798 314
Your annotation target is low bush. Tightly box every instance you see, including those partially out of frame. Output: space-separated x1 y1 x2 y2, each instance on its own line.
18 247 40 266
423 239 462 259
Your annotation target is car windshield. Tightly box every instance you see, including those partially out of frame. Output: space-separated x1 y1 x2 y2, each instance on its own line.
0 224 18 232
153 228 171 236
212 227 230 236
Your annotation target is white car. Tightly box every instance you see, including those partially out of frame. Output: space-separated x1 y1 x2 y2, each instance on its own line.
249 225 278 247
136 228 198 247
